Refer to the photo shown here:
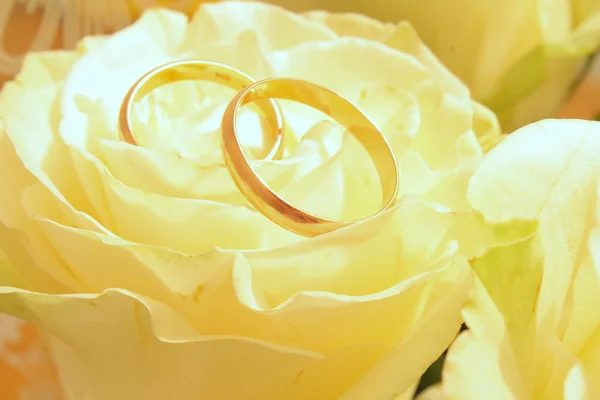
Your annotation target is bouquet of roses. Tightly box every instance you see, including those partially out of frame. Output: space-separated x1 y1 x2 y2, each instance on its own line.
0 1 599 399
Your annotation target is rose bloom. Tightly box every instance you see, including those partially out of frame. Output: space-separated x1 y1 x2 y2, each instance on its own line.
0 2 499 399
266 0 600 131
443 120 600 399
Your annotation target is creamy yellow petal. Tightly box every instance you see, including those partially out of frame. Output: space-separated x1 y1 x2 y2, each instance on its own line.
277 129 382 220
396 385 418 400
577 326 600 393
339 256 470 400
0 108 91 291
0 288 320 400
184 1 335 52
562 254 600 354
423 133 482 211
17 198 218 298
0 220 72 293
0 121 40 232
0 61 101 227
444 330 519 400
302 10 395 42
13 52 77 89
383 22 469 102
372 21 502 151
564 364 597 400
537 336 593 400
447 211 538 260
469 120 599 221
245 203 457 301
408 85 476 172
0 245 467 399
60 9 189 152
354 82 420 142
415 384 444 400
0 243 19 287
18 191 462 348
471 100 503 153
468 119 600 335
181 23 275 81
8 166 463 368
55 151 301 253
269 38 431 101
443 237 543 399
447 119 600 400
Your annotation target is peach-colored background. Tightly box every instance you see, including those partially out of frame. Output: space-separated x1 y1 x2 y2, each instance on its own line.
557 57 600 120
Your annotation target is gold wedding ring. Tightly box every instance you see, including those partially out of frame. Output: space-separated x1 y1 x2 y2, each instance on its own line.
118 60 284 160
221 78 398 237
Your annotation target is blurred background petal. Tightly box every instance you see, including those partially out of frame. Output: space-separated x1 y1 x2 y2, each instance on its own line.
0 314 62 400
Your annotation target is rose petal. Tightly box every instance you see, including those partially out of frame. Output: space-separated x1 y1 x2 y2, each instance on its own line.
302 11 395 42
468 119 600 334
0 289 321 400
60 9 189 150
269 38 430 100
183 1 335 52
564 364 597 400
562 254 600 354
414 384 444 400
445 120 600 399
338 256 469 399
443 237 542 399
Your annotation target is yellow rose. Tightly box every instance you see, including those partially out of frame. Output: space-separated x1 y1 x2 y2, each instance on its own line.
265 0 600 131
443 119 600 399
0 2 499 398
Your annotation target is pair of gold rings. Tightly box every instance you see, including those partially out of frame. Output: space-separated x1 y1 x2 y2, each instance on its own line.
119 60 398 238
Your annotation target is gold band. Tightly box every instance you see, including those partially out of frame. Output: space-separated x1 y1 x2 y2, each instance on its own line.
118 60 284 160
221 78 399 237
